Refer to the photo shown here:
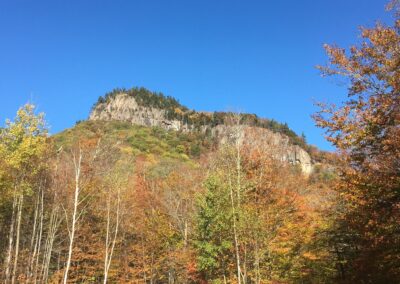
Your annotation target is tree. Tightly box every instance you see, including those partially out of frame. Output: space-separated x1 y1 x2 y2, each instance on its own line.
61 137 103 283
102 156 131 284
196 174 234 282
0 104 49 284
314 6 400 282
62 146 82 284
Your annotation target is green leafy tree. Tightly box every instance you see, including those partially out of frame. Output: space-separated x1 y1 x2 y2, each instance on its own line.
195 175 233 282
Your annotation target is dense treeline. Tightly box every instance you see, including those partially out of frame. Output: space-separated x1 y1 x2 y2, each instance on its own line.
95 87 188 113
93 87 308 150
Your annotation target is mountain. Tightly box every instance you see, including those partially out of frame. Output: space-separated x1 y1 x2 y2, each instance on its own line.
1 88 337 284
89 87 314 173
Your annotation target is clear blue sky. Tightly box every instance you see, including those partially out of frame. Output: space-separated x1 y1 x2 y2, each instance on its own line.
0 0 393 150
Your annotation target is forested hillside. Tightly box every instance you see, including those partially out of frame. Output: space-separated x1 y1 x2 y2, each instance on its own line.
0 109 337 283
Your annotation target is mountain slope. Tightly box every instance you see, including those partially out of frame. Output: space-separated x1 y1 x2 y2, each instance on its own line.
89 87 314 173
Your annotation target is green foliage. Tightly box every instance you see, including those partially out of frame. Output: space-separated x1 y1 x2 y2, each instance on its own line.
93 87 187 113
175 145 185 154
195 175 233 280
54 120 211 160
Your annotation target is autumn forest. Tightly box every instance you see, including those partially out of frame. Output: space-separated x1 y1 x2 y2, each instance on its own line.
1 2 400 284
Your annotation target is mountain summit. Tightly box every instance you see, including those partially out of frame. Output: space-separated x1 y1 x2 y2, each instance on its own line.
89 87 314 173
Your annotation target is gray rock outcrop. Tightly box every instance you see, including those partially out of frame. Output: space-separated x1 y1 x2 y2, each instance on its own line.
211 125 313 174
89 93 183 131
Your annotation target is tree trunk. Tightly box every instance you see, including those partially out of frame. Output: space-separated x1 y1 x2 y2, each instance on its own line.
27 186 44 283
33 187 45 282
103 191 111 284
229 174 242 284
41 155 61 284
4 191 17 283
103 185 121 284
27 190 40 282
63 149 82 284
41 206 59 283
11 194 24 284
255 239 260 284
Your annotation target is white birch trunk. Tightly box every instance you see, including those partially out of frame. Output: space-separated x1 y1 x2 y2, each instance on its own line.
33 187 44 283
103 185 121 284
27 191 40 282
63 149 82 284
229 180 242 284
4 190 17 283
11 194 24 284
40 207 59 283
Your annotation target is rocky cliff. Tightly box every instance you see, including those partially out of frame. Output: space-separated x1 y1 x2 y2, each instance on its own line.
89 93 183 131
211 125 313 174
89 93 313 174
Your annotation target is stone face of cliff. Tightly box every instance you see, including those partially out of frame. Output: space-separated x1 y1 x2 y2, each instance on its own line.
212 125 313 174
89 93 183 131
89 93 313 174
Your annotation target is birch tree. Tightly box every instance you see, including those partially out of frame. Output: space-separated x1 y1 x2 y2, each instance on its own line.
225 113 245 284
40 150 63 283
102 160 128 284
62 146 82 284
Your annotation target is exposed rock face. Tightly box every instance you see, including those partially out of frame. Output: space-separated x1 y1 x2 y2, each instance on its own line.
89 94 183 131
212 125 313 174
89 93 313 174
